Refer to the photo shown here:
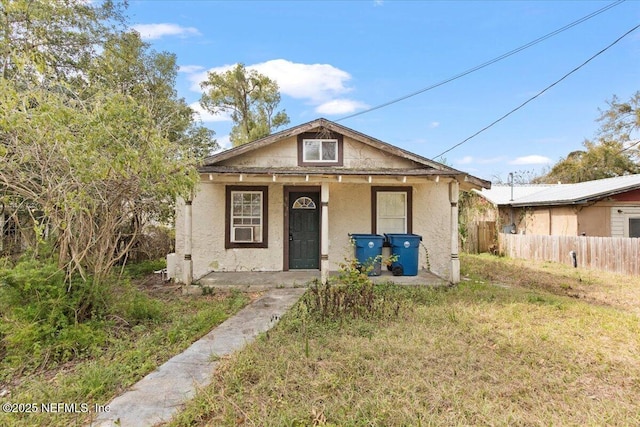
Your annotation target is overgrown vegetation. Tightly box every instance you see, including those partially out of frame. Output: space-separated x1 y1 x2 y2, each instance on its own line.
0 257 250 427
169 254 640 426
301 257 402 322
1 0 217 318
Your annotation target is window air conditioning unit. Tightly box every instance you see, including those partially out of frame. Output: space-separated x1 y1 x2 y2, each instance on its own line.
233 226 253 242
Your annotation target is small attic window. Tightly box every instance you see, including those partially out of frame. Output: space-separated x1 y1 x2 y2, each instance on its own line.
298 132 344 166
303 139 337 162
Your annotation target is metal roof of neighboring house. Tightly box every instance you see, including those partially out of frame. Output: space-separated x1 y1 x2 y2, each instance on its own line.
475 184 556 205
476 174 640 207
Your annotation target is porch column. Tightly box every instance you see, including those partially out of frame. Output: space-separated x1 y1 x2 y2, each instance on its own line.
183 199 193 286
449 181 460 284
321 182 330 284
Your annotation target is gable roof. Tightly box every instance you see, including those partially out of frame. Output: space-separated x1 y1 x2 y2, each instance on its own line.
200 118 490 189
477 174 640 207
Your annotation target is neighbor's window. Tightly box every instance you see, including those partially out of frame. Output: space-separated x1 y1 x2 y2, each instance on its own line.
629 218 640 238
303 139 338 162
372 187 412 235
226 186 268 248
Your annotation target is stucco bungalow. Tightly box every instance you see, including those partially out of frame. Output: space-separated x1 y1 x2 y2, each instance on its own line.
174 118 490 285
474 174 640 237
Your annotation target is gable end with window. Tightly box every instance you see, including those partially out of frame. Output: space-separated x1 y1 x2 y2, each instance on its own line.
297 132 344 166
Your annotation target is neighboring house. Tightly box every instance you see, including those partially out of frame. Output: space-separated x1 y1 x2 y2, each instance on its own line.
174 118 490 284
474 174 640 237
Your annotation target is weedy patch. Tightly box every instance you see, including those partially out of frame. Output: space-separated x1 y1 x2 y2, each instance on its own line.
0 264 250 427
301 256 404 323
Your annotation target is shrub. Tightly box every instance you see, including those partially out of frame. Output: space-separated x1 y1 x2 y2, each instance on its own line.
0 257 110 370
301 257 400 322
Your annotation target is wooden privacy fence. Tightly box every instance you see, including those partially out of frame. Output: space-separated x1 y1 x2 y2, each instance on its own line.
498 233 640 276
463 221 496 254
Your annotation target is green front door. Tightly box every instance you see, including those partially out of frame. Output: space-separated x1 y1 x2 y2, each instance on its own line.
289 192 320 269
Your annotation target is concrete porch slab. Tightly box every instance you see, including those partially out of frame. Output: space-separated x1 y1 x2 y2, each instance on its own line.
196 269 448 291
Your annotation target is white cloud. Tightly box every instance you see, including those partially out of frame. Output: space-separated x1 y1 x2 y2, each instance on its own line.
178 65 205 74
188 60 353 101
189 102 232 123
132 23 201 40
509 155 552 165
429 121 440 129
251 59 353 102
217 134 232 151
315 99 369 115
184 59 364 113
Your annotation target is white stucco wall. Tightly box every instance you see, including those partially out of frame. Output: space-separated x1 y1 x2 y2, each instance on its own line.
175 179 453 281
175 183 286 280
411 182 452 279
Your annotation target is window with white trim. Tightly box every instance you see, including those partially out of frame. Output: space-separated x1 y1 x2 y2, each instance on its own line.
376 191 407 234
231 191 263 242
303 139 338 162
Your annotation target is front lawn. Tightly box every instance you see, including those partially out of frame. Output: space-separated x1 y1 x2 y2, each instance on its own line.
169 254 640 426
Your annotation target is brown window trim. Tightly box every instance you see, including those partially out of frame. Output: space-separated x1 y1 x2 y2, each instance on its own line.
371 186 413 235
225 185 268 249
297 132 344 166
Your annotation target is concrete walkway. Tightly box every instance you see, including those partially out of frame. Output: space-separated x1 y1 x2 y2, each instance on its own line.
91 287 307 427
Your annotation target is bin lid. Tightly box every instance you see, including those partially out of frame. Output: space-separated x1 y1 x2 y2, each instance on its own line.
384 233 422 240
385 233 422 247
349 233 385 248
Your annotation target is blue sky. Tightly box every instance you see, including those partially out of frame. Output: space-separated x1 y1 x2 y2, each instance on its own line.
127 0 640 182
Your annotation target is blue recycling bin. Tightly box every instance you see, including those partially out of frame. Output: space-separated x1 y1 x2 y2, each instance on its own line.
385 233 422 276
349 234 385 276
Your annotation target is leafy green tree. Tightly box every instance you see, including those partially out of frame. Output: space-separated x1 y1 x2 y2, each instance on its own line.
200 63 290 146
0 79 198 286
536 140 638 184
536 92 640 184
0 0 204 291
89 32 218 160
0 0 125 81
598 91 640 143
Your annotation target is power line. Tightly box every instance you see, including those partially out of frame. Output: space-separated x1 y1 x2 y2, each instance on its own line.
335 0 625 122
433 23 640 159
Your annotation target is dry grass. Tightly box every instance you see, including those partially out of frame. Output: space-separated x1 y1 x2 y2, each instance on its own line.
463 253 640 315
169 254 640 426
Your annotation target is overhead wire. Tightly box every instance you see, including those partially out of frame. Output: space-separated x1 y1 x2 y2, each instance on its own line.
432 23 640 159
335 0 626 122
